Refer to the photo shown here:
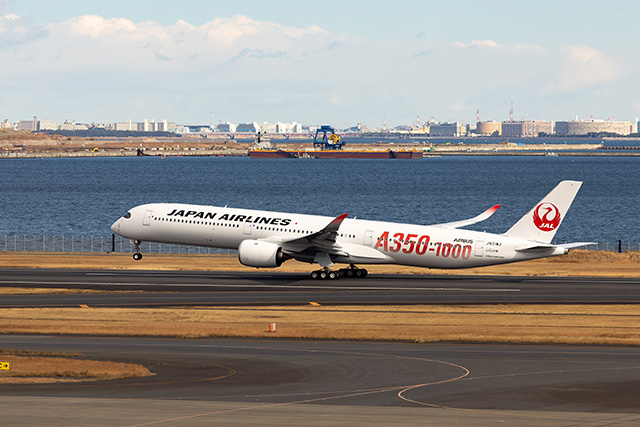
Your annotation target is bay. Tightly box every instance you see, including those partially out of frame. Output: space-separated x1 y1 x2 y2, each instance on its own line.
0 156 638 246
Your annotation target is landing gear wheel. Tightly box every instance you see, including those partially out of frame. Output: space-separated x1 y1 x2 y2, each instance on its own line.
311 269 340 280
356 268 367 278
338 265 367 279
132 240 143 261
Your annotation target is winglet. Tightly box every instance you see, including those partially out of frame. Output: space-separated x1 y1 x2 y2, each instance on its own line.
434 204 501 229
326 213 349 233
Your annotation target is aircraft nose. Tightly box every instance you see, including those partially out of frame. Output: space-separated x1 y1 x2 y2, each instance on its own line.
110 219 120 234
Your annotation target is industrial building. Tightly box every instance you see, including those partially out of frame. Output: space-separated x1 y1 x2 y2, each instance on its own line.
555 120 636 136
476 121 502 136
429 122 465 137
502 120 553 137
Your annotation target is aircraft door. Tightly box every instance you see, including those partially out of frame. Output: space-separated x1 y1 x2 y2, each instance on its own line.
475 240 484 257
143 210 153 226
243 222 252 235
364 230 373 246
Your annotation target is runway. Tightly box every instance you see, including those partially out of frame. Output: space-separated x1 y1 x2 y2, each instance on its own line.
1 268 640 307
1 335 639 426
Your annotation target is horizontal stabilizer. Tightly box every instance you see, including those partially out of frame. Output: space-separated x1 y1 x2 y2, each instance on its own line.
557 242 596 249
515 241 594 253
514 244 556 252
433 205 501 229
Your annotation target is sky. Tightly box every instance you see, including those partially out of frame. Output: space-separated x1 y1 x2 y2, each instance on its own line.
1 0 639 128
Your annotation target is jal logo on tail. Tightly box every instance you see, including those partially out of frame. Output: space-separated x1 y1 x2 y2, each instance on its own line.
532 202 561 231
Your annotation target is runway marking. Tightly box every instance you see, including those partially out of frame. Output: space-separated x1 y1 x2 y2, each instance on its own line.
0 280 520 292
116 343 472 427
397 364 640 424
85 272 640 286
5 336 470 426
124 365 469 427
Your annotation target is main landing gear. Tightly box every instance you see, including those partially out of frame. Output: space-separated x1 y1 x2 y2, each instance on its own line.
310 264 368 280
132 240 143 261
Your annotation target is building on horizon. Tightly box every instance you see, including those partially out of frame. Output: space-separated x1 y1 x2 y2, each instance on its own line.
236 122 260 133
429 122 465 137
59 120 88 131
476 121 502 136
501 120 553 137
216 122 237 133
38 119 59 131
555 120 636 136
17 116 38 132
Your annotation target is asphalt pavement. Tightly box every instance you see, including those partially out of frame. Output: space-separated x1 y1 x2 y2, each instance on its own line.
2 268 640 306
0 335 639 426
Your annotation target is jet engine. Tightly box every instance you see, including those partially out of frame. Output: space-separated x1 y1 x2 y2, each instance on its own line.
238 240 288 268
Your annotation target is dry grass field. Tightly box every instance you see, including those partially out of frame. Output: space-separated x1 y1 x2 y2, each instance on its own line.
0 351 152 384
1 305 639 346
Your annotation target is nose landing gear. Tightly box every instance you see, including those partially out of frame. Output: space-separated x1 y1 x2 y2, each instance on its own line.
132 240 143 261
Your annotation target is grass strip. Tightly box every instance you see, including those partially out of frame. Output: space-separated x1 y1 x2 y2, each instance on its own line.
1 250 640 277
1 305 640 346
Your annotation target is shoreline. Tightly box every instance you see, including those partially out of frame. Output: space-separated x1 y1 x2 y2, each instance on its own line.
5 148 639 159
4 132 639 158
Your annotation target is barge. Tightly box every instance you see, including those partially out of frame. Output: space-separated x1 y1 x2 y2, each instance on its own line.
248 149 424 159
248 126 423 159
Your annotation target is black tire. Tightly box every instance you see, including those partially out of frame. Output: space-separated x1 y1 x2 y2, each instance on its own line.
310 270 320 280
320 271 328 280
329 271 338 280
133 253 143 261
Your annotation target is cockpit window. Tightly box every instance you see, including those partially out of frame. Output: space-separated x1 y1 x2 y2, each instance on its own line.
123 212 132 219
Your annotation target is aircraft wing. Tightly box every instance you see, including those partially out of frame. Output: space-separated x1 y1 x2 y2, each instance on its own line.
262 214 351 260
432 204 501 229
281 213 348 247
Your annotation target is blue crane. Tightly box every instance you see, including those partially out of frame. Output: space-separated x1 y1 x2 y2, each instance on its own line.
314 125 346 150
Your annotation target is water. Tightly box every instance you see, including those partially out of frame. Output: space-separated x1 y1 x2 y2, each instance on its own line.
0 156 639 245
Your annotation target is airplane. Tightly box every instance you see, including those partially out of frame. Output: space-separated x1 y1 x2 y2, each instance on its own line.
110 180 592 279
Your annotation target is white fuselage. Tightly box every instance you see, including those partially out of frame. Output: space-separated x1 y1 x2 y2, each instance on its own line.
111 203 566 269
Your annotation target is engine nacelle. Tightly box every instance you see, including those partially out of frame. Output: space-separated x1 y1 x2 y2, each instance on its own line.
238 240 287 268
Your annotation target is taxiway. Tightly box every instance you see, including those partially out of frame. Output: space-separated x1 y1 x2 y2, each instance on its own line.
0 335 639 426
